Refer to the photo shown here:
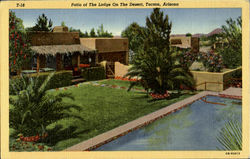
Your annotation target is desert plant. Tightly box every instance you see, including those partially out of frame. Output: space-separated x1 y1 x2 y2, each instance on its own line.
9 72 83 136
216 119 242 150
125 8 195 94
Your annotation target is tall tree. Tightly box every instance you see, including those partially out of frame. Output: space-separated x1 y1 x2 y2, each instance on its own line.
90 28 97 37
126 8 194 94
61 21 66 27
217 16 242 68
97 24 113 37
32 14 53 31
185 33 192 37
83 31 89 37
121 22 145 63
9 11 33 74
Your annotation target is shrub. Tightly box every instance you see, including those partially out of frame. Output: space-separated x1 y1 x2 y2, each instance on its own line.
10 70 72 95
180 49 197 69
33 71 72 90
231 68 242 78
81 67 106 81
9 72 83 136
199 51 223 72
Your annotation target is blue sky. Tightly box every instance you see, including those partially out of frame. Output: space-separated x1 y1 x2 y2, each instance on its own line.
12 8 241 36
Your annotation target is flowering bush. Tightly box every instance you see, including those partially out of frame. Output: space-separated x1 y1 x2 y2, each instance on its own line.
199 50 223 72
9 11 33 73
180 50 198 69
180 49 224 72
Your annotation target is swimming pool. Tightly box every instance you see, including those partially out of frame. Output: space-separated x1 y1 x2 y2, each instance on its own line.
94 95 242 151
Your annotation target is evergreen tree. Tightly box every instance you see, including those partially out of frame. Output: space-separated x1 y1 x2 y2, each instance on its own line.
186 33 192 37
61 21 66 27
126 8 194 94
9 11 33 74
121 22 145 63
32 14 53 31
90 28 97 37
97 24 113 37
83 31 89 37
69 27 86 37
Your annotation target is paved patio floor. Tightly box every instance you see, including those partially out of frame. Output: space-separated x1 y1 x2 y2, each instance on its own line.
219 87 242 97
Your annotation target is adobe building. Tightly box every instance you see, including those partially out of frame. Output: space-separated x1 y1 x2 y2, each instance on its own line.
80 38 129 65
170 36 199 53
27 26 129 73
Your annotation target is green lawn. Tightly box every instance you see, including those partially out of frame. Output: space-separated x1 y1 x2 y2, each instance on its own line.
11 79 196 151
97 79 144 90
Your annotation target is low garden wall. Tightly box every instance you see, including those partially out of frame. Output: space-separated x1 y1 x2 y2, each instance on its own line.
192 67 241 92
114 62 241 92
115 62 132 78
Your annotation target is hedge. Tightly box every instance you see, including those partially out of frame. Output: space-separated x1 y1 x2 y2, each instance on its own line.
81 67 106 81
10 71 72 95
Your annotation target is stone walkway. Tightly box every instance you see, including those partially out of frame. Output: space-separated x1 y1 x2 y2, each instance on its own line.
219 87 242 99
65 91 219 151
49 80 146 92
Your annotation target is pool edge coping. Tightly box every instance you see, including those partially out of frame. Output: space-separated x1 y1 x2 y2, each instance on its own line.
64 91 240 151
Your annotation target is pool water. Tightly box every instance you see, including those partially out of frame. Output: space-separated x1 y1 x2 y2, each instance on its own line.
95 96 242 151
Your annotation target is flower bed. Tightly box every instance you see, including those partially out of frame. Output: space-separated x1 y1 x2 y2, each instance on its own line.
79 64 90 68
150 91 170 99
114 76 138 82
10 133 52 151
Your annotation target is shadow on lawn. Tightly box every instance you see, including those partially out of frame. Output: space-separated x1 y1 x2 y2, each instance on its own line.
43 125 90 147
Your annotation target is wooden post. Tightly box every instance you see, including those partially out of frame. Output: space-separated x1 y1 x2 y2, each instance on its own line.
77 53 80 67
205 82 206 91
125 51 129 65
95 53 99 65
36 55 40 73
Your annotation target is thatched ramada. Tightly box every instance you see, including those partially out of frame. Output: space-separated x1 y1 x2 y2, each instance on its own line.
30 44 96 56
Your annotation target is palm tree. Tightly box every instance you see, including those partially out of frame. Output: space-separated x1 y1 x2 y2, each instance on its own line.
125 8 194 94
10 72 83 136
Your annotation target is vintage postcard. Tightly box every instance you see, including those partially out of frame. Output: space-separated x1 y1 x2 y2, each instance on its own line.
0 0 249 158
